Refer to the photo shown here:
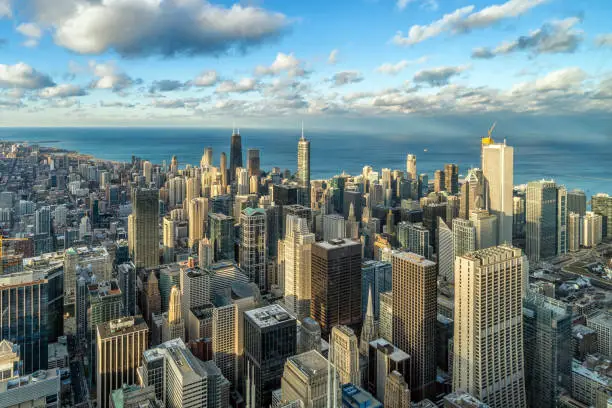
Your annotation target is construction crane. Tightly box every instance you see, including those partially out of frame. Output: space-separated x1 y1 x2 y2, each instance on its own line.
482 122 497 146
0 236 30 275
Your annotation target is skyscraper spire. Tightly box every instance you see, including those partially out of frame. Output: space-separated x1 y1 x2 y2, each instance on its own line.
360 284 377 355
301 120 305 141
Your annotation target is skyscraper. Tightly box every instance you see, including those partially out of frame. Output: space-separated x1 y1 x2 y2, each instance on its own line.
568 212 582 252
128 188 159 268
279 214 315 320
280 350 340 407
384 370 411 408
311 239 362 335
220 152 228 190
482 140 513 244
360 287 378 355
162 216 176 263
202 147 214 167
526 180 566 262
392 251 437 401
361 260 392 320
582 211 603 247
208 212 235 261
247 148 260 179
162 285 184 342
230 129 242 183
379 291 393 343
568 189 587 216
244 304 297 407
329 325 360 386
433 170 445 193
453 245 527 408
523 292 572 408
437 218 454 281
406 154 417 181
444 163 459 195
239 208 267 290
35 206 51 235
469 209 498 250
297 129 311 207
97 316 149 408
452 217 476 258
188 197 209 248
591 193 612 238
459 168 484 219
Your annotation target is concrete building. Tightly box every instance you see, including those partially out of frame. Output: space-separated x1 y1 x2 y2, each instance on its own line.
239 208 268 291
406 154 417 181
582 211 603 248
587 312 612 357
453 245 527 408
591 193 612 238
208 213 235 262
279 214 316 320
322 214 347 241
444 163 459 194
568 189 587 216
452 217 476 259
443 391 489 408
163 216 176 263
298 318 322 354
469 209 498 250
391 251 436 401
188 197 209 248
341 383 382 408
571 357 612 407
128 188 159 269
297 130 311 207
482 141 513 244
366 338 410 404
281 350 340 408
379 291 393 343
568 212 582 252
162 286 185 342
383 370 410 408
437 218 454 281
96 317 149 408
329 326 360 386
361 260 392 320
459 168 484 220
110 384 162 408
525 180 566 262
64 245 113 307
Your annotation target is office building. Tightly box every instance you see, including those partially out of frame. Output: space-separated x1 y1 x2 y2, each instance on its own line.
298 317 322 354
322 214 347 241
571 357 612 407
343 190 363 222
391 251 436 401
181 267 211 330
513 195 526 239
592 193 612 238
163 216 176 263
568 189 587 216
208 213 235 261
361 260 392 320
582 211 603 248
110 384 162 408
444 164 459 194
367 338 410 403
143 271 161 325
568 212 582 252
526 180 566 261
434 170 445 193
297 130 311 207
35 206 51 235
189 197 209 248
279 214 316 320
406 154 417 181
329 325 360 386
239 208 268 290
397 222 430 259
64 245 113 307
452 217 476 259
453 245 527 408
437 218 454 281
379 291 393 343
469 209 498 250
244 304 297 407
311 239 362 335
342 383 382 408
482 140 513 244
199 237 214 269
128 188 160 268
230 129 242 183
237 167 250 195
281 350 341 407
117 262 137 316
459 168 484 219
384 370 410 408
523 292 572 408
587 312 612 357
443 392 488 408
247 148 260 179
162 286 185 342
97 317 149 408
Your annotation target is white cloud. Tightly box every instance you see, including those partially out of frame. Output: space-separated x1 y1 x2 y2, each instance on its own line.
394 0 546 46
89 61 134 91
376 56 428 75
472 17 583 59
39 84 87 98
255 53 306 77
148 80 186 93
0 0 10 18
397 0 439 11
17 23 43 47
0 63 55 89
152 98 204 109
328 49 339 65
595 34 612 47
31 0 289 57
511 67 587 93
193 70 218 87
413 65 470 86
330 71 364 86
216 78 258 94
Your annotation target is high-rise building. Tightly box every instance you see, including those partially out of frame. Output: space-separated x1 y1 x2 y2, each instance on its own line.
280 350 340 407
110 384 162 408
523 292 572 408
568 212 582 252
297 131 311 207
459 168 484 219
35 206 51 235
513 195 526 239
143 271 161 325
199 237 213 269
444 164 459 194
452 218 476 258
239 208 268 291
482 141 513 244
586 312 612 357
189 197 208 248
582 211 603 248
181 267 211 331
591 193 612 238
329 325 360 386
391 251 436 401
163 216 176 263
162 286 184 342
437 218 454 282
469 209 498 250
117 262 137 316
220 152 228 189
247 148 260 179
279 214 315 320
568 189 587 216
322 213 346 241
202 147 214 167
443 392 488 408
453 245 527 408
97 316 149 408
208 213 235 261
361 260 392 320
433 170 445 193
379 291 393 343
526 180 566 262
159 265 180 312
237 167 249 195
397 222 431 259
298 317 322 354
185 176 201 216
367 338 410 403
244 304 297 408
128 188 159 268
311 239 362 335
230 129 242 183
406 154 417 181
167 176 185 208
384 370 411 408
360 287 378 355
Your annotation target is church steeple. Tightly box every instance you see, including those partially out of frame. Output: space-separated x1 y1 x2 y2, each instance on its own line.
360 284 378 355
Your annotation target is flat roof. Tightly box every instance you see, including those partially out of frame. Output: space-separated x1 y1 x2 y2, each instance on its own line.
392 251 436 267
287 350 328 378
245 304 295 328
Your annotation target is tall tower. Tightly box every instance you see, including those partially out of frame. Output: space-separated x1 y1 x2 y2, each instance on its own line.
247 148 260 178
444 163 459 195
220 152 228 190
297 125 311 207
162 285 184 342
453 245 527 408
329 325 360 386
239 208 267 291
482 140 513 244
525 180 562 262
281 350 340 407
188 197 208 248
230 129 242 183
202 147 213 167
406 154 417 181
391 251 436 401
384 370 411 408
128 188 159 268
279 214 315 320
97 317 149 408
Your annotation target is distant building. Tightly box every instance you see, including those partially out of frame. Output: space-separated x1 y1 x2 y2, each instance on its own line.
587 312 612 357
239 208 268 291
128 188 159 268
341 383 382 408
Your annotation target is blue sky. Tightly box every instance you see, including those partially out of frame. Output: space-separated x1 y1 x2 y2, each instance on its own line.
0 0 611 131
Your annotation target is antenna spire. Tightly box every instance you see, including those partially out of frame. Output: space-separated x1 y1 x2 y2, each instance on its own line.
301 121 304 140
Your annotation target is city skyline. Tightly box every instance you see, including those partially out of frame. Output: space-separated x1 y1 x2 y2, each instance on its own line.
0 0 610 130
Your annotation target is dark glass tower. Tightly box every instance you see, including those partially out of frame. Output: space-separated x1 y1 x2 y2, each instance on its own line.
230 129 242 183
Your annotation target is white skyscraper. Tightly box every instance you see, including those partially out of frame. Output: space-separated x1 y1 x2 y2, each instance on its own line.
453 245 527 408
329 325 360 386
406 154 417 181
482 141 513 244
297 127 311 206
279 214 315 320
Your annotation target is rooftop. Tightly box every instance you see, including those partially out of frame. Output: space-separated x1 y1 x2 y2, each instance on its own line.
444 391 489 407
97 316 148 339
316 238 361 250
572 359 612 386
369 338 410 362
287 350 328 378
391 250 436 267
245 304 295 328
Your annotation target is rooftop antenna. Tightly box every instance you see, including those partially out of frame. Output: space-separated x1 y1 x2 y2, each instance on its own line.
232 121 235 134
301 121 304 140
